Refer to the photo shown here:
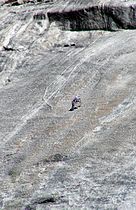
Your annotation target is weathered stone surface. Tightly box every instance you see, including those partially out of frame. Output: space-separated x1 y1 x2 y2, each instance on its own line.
0 1 136 210
48 4 136 30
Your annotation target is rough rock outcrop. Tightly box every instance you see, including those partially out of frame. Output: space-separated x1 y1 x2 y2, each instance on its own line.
49 4 136 30
0 1 136 210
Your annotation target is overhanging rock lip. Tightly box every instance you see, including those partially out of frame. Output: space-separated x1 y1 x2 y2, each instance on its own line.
48 3 136 31
48 2 136 13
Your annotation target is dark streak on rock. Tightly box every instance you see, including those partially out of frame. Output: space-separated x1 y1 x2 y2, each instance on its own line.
33 12 46 20
26 195 61 209
3 46 16 51
36 153 68 166
33 197 56 204
49 153 68 162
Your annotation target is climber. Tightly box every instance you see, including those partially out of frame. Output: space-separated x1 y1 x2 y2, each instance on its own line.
69 96 81 111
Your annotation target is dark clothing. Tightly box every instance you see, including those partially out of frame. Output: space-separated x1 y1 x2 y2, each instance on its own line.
69 96 81 111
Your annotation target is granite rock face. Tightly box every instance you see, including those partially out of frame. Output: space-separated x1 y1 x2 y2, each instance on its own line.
0 1 136 210
48 3 136 30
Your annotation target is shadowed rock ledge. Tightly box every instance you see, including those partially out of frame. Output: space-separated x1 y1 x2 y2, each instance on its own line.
48 4 136 31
